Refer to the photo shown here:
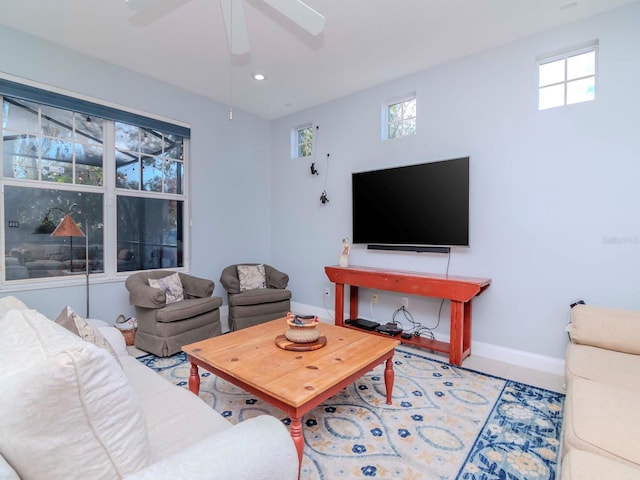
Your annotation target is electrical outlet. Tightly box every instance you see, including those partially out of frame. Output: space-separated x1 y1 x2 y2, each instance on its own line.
402 297 409 308
372 293 379 304
324 287 330 296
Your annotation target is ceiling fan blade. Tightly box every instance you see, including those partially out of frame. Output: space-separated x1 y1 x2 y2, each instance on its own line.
126 0 192 27
261 0 325 35
220 0 251 55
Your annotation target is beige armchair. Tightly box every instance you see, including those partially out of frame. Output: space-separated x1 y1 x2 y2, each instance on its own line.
220 264 291 331
125 271 223 356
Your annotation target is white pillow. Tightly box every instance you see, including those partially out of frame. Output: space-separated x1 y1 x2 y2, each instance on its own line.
0 345 152 479
148 272 184 304
0 296 29 317
0 309 86 376
237 264 267 292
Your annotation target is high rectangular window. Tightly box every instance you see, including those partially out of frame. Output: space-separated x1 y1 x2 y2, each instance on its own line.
538 44 597 110
384 95 416 140
292 124 313 158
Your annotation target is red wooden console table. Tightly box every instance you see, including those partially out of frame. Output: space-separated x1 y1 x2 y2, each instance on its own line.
324 265 491 366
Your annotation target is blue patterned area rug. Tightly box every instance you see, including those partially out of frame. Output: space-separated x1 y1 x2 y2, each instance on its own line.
138 347 564 479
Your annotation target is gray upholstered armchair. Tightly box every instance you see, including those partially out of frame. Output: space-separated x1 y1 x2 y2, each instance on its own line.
220 263 291 331
125 270 223 356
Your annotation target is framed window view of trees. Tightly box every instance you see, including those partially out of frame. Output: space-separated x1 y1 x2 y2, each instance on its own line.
1 83 189 284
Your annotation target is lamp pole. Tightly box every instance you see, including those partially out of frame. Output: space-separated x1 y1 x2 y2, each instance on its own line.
50 203 90 318
70 204 90 319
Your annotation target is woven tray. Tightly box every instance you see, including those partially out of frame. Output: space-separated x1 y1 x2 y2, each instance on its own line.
275 335 327 351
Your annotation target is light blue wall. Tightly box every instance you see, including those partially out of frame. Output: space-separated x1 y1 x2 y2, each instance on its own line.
270 3 640 360
2 4 639 360
0 25 272 321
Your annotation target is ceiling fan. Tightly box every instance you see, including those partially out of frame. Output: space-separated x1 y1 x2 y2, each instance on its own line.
125 0 325 55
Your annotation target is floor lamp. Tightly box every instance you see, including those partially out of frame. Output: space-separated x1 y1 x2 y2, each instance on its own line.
51 205 90 318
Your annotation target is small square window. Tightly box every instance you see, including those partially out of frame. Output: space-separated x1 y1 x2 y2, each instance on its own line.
538 44 597 110
383 96 416 140
292 124 313 159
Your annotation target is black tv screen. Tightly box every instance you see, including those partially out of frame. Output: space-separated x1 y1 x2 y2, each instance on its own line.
352 157 469 249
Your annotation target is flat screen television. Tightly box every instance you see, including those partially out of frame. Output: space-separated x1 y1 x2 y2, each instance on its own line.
352 157 469 252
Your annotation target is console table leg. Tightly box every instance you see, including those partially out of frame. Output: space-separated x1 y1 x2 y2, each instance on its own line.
290 416 304 476
450 301 464 366
334 284 345 326
384 357 395 405
188 362 200 395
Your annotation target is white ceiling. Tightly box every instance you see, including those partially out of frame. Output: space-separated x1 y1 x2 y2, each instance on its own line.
0 0 637 120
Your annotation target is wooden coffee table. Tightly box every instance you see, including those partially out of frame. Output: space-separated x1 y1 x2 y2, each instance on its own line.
182 318 400 473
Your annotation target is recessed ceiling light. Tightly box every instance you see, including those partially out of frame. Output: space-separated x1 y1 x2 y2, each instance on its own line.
252 73 267 81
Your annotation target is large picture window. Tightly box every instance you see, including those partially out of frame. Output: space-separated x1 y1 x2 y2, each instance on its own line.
1 81 189 284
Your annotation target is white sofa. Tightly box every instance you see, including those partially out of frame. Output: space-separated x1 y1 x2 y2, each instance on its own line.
0 296 298 480
561 304 640 479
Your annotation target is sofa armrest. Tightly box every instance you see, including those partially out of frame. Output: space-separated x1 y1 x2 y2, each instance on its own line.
220 267 241 294
127 283 166 309
124 416 298 480
179 274 214 299
265 266 289 289
568 304 640 354
0 454 20 480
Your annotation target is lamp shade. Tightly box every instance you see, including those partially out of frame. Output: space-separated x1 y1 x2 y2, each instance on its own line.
50 214 85 238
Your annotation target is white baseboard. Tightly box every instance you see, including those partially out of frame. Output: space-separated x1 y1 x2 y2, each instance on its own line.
291 301 565 377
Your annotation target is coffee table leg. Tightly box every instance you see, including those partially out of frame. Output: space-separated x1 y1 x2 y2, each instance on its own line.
290 416 304 474
189 362 200 395
384 357 395 405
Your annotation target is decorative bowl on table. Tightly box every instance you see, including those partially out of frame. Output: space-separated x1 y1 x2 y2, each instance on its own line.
285 313 320 344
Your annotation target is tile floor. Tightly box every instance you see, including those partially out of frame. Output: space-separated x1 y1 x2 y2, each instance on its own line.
403 346 566 393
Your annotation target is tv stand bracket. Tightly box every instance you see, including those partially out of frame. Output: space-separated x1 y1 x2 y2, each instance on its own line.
324 265 491 366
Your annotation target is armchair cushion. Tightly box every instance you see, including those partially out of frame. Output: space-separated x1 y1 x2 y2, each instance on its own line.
237 264 267 292
229 288 292 307
156 296 223 323
148 272 184 304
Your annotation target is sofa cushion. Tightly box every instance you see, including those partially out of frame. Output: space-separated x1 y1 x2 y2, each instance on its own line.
237 264 267 291
119 356 232 462
155 296 222 323
0 308 88 376
149 272 184 304
55 305 120 363
564 377 640 468
568 304 640 354
0 345 152 479
565 343 640 391
562 450 640 480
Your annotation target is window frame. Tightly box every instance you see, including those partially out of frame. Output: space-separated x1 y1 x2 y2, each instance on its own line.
0 78 190 289
537 42 598 111
291 123 314 159
382 94 417 141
